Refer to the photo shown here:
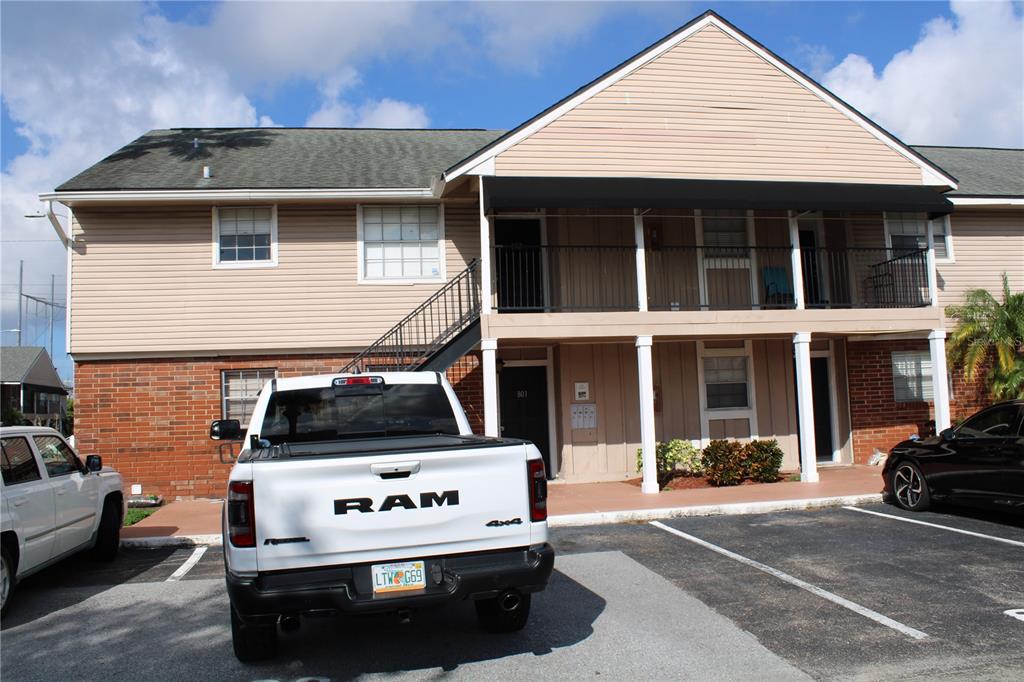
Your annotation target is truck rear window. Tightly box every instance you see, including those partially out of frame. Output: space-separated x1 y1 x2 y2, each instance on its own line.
259 383 460 445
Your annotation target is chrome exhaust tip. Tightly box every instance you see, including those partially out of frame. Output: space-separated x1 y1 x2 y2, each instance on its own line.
499 590 522 612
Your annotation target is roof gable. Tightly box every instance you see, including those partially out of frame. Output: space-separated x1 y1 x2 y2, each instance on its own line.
0 347 64 390
448 12 956 188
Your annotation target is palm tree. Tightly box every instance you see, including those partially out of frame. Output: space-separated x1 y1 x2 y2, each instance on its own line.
946 273 1024 400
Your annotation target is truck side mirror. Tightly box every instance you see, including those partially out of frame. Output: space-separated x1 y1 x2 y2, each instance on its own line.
210 419 242 441
85 455 102 472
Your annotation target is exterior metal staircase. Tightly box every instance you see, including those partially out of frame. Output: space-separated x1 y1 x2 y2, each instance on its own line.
341 259 481 374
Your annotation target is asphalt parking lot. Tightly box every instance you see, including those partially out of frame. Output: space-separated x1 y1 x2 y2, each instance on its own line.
2 502 1023 681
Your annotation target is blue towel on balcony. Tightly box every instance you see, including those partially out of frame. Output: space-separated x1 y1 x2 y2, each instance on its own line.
763 267 791 297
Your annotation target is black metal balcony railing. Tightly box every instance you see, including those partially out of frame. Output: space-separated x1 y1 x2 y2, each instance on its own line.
647 246 794 311
494 244 637 312
493 244 929 312
341 259 481 373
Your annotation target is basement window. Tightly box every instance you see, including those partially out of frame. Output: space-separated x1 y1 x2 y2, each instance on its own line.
359 205 445 282
213 206 278 267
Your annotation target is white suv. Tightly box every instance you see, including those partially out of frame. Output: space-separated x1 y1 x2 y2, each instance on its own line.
1 426 124 615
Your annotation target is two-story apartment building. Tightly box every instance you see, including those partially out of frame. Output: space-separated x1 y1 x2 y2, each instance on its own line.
43 11 1023 498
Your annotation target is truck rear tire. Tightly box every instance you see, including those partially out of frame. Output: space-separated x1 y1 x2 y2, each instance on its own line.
230 606 278 662
475 592 531 632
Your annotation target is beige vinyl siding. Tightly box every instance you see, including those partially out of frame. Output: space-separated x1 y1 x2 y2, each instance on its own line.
70 203 479 355
495 24 922 184
938 209 1024 318
554 338 804 482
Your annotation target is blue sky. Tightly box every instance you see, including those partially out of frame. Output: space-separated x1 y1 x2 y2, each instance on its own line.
1 1 1022 380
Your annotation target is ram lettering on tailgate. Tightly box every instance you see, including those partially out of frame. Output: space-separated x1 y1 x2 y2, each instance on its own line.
334 490 460 514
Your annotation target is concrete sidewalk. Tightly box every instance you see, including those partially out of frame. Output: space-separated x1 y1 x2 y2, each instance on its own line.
121 465 884 546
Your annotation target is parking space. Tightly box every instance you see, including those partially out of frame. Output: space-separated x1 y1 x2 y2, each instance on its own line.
2 503 1023 680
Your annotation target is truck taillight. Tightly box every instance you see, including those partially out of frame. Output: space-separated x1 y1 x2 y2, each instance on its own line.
227 480 256 547
527 459 547 522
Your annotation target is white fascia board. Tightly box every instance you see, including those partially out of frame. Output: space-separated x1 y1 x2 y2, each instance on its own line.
444 14 957 190
949 197 1024 206
39 187 435 203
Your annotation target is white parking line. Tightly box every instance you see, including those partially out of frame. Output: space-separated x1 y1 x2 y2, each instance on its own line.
649 520 929 641
842 506 1024 549
165 546 209 582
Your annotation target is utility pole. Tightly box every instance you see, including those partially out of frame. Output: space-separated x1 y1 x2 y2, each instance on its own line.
17 260 23 346
49 274 55 358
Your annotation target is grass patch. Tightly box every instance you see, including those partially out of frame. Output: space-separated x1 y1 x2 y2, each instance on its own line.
123 507 159 527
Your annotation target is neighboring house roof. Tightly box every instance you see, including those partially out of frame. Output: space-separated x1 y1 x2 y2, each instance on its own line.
911 146 1024 198
0 347 66 392
55 128 505 191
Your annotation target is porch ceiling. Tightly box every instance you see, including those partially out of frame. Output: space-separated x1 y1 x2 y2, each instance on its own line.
483 176 954 218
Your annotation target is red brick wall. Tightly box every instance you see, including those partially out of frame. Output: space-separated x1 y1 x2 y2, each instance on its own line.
447 352 484 434
76 352 485 499
846 340 990 463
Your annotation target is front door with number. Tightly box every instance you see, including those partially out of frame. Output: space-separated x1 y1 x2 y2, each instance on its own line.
499 366 551 476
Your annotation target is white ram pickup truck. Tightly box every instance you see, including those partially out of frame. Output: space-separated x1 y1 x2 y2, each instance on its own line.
210 371 554 662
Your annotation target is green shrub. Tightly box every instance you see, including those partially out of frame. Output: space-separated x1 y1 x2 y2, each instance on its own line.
743 439 784 483
635 439 702 477
702 439 745 486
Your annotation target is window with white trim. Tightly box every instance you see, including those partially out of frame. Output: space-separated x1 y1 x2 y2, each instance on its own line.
891 351 933 402
360 205 443 281
214 206 277 266
222 369 276 424
702 209 748 258
704 356 749 409
885 212 952 260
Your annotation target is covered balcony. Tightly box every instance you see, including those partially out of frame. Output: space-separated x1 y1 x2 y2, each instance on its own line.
482 177 951 316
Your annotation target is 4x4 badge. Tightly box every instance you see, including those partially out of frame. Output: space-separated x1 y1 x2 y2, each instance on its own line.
486 518 523 527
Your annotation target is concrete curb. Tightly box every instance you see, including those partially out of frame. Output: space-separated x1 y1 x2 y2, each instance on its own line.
119 493 883 545
547 493 883 527
121 534 223 549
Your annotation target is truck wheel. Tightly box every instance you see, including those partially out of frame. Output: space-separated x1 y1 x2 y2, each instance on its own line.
475 592 531 633
231 606 278 662
92 498 121 562
1 545 14 618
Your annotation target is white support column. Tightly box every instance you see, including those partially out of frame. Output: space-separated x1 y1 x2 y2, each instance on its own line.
482 337 499 437
925 219 938 307
634 209 648 312
793 331 819 483
478 178 493 315
636 335 658 494
929 329 951 432
788 211 806 310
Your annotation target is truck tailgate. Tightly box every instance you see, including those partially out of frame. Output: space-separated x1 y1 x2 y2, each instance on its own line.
251 441 534 572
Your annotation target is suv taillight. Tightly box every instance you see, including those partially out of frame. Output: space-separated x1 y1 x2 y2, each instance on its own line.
227 480 256 547
527 459 547 522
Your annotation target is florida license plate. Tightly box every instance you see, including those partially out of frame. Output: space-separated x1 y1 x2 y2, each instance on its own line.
371 560 426 594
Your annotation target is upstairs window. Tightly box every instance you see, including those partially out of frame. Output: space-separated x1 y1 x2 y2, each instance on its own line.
702 209 749 258
359 205 444 282
214 206 277 267
885 213 952 261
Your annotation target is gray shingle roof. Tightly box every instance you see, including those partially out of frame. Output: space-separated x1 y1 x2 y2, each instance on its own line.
56 128 507 191
911 146 1024 197
53 128 1021 199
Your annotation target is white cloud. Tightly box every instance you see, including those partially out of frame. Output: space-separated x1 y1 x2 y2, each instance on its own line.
823 0 1024 146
